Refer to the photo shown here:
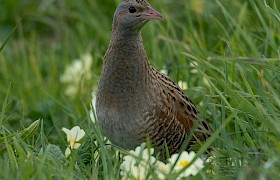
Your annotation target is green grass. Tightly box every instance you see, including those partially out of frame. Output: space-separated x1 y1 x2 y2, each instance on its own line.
0 0 280 179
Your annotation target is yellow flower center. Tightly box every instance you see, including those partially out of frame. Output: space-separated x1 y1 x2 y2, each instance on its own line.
179 160 190 167
69 138 76 148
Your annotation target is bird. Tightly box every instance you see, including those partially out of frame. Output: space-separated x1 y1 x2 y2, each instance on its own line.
96 0 212 155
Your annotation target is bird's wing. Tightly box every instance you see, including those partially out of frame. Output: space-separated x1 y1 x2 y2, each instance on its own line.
150 67 212 142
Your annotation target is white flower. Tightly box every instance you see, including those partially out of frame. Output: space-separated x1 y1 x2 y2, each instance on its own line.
60 53 93 97
160 70 168 75
129 145 156 162
62 126 85 157
64 147 71 157
120 144 204 179
178 80 188 90
120 143 157 180
190 62 199 74
168 151 204 178
155 161 170 179
160 66 168 75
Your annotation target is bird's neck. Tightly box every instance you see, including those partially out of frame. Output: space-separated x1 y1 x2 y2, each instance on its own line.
111 26 140 41
110 31 142 48
102 30 150 90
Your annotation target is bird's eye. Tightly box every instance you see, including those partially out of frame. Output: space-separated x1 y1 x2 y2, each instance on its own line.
128 6 137 13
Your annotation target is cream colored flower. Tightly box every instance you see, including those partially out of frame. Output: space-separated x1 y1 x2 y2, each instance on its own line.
120 143 157 180
155 161 170 179
60 53 93 97
190 61 199 74
168 151 204 178
178 80 188 90
160 66 168 75
64 147 71 157
62 126 85 157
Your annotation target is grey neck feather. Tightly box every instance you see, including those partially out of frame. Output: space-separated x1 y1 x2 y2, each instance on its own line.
100 29 150 95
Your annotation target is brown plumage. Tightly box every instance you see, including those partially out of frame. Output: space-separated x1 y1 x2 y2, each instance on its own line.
96 0 212 155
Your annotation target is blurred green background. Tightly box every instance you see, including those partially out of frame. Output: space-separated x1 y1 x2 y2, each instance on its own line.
0 0 280 179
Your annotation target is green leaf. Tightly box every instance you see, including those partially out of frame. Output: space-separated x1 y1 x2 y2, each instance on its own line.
43 144 66 164
0 120 40 152
19 119 41 140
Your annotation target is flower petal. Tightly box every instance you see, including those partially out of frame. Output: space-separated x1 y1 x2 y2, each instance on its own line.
156 161 170 174
168 151 205 177
73 143 81 149
188 151 196 160
70 126 85 141
62 127 71 141
120 143 160 180
65 147 71 157
76 129 86 141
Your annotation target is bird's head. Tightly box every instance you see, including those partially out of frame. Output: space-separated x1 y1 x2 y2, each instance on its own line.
112 0 163 34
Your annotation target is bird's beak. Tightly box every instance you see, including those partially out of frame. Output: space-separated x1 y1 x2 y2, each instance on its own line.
142 6 163 20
